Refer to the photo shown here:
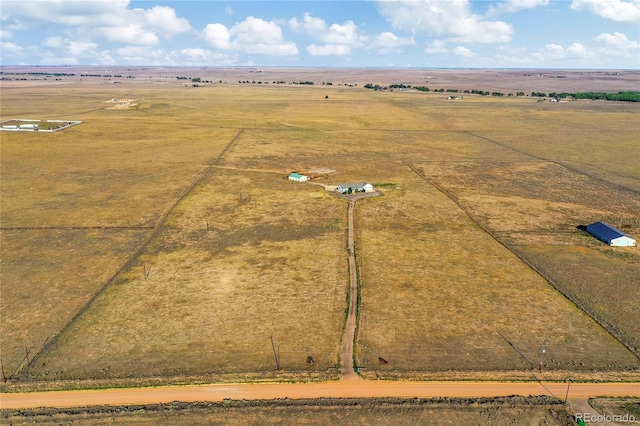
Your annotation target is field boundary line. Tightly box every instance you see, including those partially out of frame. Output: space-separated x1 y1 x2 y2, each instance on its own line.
23 129 246 376
0 226 154 230
464 131 640 196
405 162 640 361
212 129 243 165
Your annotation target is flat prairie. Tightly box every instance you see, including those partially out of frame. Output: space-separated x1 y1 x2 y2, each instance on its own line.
1 70 638 386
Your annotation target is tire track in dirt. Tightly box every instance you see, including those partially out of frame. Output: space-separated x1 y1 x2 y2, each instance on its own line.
22 129 245 376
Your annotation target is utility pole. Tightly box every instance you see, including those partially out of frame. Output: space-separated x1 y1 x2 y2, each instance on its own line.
270 336 280 370
539 338 546 372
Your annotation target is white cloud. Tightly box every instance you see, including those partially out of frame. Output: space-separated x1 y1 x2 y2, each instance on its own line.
377 0 514 43
594 31 639 48
485 0 549 17
368 32 415 52
43 36 63 48
98 50 115 65
171 48 238 66
0 29 13 40
307 44 351 56
570 0 640 23
449 16 513 43
95 24 159 45
566 42 590 57
2 1 190 46
289 12 327 36
66 40 98 57
1 1 130 26
426 39 448 53
203 17 298 56
1 41 23 53
534 42 594 61
203 24 231 50
115 45 168 64
290 13 365 46
141 5 190 38
594 31 640 56
453 45 477 57
323 21 360 45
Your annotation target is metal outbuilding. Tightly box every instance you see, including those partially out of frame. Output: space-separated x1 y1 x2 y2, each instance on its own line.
586 222 636 247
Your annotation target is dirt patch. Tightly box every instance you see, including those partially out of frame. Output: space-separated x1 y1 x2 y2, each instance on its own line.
104 98 138 109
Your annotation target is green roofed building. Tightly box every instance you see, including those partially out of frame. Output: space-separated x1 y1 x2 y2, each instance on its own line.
288 172 309 182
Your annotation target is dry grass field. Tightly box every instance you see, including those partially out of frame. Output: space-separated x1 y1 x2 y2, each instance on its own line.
1 70 639 387
26 169 348 381
413 159 640 357
355 171 637 377
0 397 573 425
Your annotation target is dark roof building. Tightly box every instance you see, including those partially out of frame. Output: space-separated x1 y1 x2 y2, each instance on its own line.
586 222 636 247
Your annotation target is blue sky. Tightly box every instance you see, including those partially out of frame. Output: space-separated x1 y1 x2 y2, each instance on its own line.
1 0 639 68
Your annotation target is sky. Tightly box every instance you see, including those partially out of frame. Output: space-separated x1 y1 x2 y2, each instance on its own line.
1 0 639 69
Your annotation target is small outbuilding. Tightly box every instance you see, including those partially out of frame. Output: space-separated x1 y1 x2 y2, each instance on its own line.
288 172 309 182
337 182 374 194
19 123 39 129
586 222 636 247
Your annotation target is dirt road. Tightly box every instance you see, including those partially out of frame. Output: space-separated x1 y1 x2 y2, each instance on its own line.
1 381 638 409
339 200 361 380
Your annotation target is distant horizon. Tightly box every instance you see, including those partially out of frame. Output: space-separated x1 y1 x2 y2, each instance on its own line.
1 1 638 69
1 65 639 71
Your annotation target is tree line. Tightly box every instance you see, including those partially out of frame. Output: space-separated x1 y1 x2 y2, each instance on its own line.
364 84 640 102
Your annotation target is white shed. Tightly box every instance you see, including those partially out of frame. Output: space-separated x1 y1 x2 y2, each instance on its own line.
586 222 636 247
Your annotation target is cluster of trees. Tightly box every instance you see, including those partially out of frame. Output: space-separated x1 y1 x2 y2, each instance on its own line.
342 188 367 194
571 91 640 102
235 80 332 85
177 77 214 83
0 71 77 77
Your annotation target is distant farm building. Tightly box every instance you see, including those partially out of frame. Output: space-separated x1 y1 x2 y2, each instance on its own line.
337 182 374 194
586 222 636 247
20 123 38 130
288 172 309 182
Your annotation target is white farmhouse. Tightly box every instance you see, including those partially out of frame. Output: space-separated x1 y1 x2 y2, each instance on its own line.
586 222 636 247
337 182 374 194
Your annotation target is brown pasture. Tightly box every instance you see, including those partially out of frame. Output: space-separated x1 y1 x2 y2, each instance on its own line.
1 73 638 387
0 397 573 425
26 169 348 381
413 159 640 356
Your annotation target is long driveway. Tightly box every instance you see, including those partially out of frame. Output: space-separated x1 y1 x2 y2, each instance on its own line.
339 200 361 380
